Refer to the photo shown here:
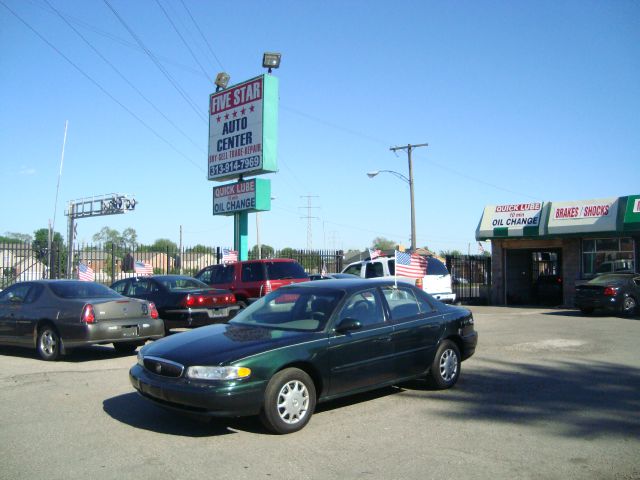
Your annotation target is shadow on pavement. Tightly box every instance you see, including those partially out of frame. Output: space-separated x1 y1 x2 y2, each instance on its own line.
542 309 640 320
401 358 640 439
104 387 403 436
103 392 266 436
0 344 140 362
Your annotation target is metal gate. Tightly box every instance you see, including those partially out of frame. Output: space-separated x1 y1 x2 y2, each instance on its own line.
445 255 492 305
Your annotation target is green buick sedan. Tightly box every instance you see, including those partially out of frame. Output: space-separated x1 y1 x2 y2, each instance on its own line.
130 278 478 434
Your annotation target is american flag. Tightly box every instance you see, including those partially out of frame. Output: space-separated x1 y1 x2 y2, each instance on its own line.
78 262 95 282
134 260 153 276
395 250 427 279
369 248 382 260
222 248 238 264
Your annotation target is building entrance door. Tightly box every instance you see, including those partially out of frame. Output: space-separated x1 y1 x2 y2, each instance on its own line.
505 249 562 305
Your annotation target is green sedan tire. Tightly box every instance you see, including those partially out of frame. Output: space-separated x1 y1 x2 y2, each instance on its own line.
260 368 316 434
427 340 461 390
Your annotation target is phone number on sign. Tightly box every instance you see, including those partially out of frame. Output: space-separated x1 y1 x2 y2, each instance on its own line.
209 156 261 177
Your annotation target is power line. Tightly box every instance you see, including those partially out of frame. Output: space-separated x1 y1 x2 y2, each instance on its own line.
103 0 207 124
42 0 206 155
179 0 225 71
26 0 210 79
154 0 213 84
0 0 205 172
299 195 319 250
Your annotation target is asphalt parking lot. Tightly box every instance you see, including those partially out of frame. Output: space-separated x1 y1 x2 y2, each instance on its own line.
1 306 639 480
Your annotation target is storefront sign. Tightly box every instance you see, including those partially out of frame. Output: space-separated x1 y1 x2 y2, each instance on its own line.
212 178 271 216
623 195 640 232
547 197 618 235
208 75 278 181
476 202 544 239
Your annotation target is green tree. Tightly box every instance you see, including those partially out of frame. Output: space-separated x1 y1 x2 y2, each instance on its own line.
439 249 463 257
122 228 137 249
279 247 296 258
150 238 178 251
33 228 67 277
2 232 32 243
372 236 396 250
250 244 275 259
187 244 212 254
93 227 123 248
0 235 22 244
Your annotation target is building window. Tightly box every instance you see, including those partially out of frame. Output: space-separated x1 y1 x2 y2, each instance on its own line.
582 238 635 276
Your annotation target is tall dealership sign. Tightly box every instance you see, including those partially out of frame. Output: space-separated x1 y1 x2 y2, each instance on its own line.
208 74 278 260
208 74 278 181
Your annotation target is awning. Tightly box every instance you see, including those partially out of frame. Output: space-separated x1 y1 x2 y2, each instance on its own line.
476 195 638 240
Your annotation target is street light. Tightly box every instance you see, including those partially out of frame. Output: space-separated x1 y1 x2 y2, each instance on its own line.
262 52 281 73
367 170 410 183
215 72 230 92
367 160 418 251
366 168 415 249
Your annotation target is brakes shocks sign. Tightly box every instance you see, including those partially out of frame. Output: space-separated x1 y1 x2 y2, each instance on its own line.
547 197 619 235
208 75 278 181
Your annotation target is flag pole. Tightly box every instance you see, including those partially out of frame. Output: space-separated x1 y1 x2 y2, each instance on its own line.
394 250 398 288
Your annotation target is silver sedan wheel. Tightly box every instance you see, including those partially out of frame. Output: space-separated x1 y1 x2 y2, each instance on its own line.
276 380 309 425
40 330 57 356
439 348 459 382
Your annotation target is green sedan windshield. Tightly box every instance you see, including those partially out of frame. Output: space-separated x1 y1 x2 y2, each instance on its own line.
230 288 344 331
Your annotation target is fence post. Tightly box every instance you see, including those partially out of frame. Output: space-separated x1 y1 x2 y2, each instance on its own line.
111 243 116 283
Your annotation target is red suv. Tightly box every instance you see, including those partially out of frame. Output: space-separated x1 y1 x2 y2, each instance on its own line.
194 259 309 307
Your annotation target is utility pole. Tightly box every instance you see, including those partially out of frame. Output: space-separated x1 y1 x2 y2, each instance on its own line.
300 195 319 251
389 143 428 251
179 225 183 274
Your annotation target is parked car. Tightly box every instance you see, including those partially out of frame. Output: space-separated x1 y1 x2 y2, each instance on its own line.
110 275 239 332
595 259 635 274
130 278 477 433
308 273 359 281
575 273 640 315
341 255 456 303
194 259 309 307
0 280 164 360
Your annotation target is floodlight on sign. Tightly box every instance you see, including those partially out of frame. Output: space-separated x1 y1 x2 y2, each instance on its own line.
215 72 230 91
262 52 281 72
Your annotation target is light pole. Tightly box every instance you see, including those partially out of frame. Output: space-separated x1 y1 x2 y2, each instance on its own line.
368 142 427 251
367 169 414 249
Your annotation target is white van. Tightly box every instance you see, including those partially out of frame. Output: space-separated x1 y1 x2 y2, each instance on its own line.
341 256 456 303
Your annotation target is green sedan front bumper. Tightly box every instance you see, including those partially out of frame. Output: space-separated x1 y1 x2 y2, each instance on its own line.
129 364 268 417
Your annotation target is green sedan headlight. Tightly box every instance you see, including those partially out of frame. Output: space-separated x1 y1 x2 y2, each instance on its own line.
186 366 251 381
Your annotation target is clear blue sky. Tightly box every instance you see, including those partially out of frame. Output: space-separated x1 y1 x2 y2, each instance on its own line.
1 0 639 254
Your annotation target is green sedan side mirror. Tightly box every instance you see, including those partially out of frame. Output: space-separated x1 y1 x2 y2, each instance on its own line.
335 318 362 334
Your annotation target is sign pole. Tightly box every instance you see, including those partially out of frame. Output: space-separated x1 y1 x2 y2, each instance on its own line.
234 212 249 260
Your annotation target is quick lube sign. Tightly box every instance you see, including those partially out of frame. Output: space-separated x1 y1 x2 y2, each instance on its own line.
213 178 271 216
491 203 542 227
208 75 278 181
476 202 543 238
